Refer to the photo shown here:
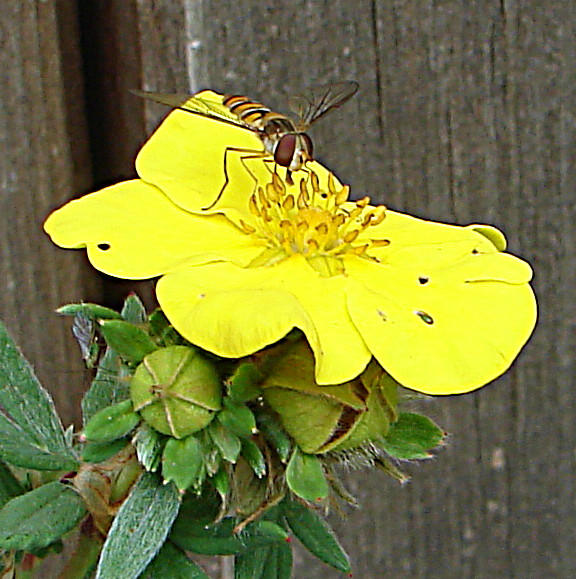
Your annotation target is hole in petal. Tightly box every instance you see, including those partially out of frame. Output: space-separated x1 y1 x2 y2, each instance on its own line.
97 243 111 251
418 276 429 285
415 310 434 325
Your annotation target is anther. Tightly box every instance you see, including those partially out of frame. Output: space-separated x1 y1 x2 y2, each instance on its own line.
282 196 295 211
343 230 360 243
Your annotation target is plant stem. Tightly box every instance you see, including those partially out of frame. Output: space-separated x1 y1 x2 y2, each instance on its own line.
58 519 103 579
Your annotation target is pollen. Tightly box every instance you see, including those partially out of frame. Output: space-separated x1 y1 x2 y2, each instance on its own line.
247 170 387 271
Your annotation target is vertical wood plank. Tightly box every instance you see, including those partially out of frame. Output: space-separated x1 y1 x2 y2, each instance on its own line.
0 1 100 425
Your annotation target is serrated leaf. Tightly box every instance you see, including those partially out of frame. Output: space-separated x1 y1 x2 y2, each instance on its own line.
84 400 140 443
218 399 256 438
0 460 24 507
257 413 292 463
99 321 156 364
0 321 73 457
283 499 350 573
82 439 128 463
82 347 131 424
96 473 181 579
380 412 446 459
0 413 78 470
285 448 328 503
57 303 122 320
171 517 288 556
133 423 165 472
162 436 206 492
209 421 241 463
143 540 209 578
121 294 147 324
241 438 266 478
0 482 86 551
228 363 263 402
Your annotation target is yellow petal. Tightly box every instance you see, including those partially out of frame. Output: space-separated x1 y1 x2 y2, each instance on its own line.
156 255 371 384
44 180 262 279
136 90 341 223
345 256 537 394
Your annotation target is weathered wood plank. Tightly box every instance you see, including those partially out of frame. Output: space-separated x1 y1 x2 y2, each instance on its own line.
0 1 100 425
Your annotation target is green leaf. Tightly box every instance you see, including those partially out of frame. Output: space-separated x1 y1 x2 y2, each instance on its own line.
96 472 181 579
143 541 209 578
0 413 78 470
285 448 328 503
121 294 147 324
148 309 182 347
283 499 350 573
235 541 293 579
0 321 73 458
99 320 156 364
81 347 131 424
133 423 165 472
82 439 128 463
83 399 140 443
227 363 263 402
162 436 206 492
380 413 446 459
218 399 257 438
209 421 241 463
0 460 24 508
241 438 266 478
172 485 222 535
171 517 288 556
0 481 87 551
57 303 122 320
256 412 292 463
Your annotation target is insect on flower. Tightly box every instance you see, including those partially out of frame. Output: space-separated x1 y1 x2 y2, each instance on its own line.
132 81 359 208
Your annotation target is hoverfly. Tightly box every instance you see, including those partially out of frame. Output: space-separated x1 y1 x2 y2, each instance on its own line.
132 81 359 208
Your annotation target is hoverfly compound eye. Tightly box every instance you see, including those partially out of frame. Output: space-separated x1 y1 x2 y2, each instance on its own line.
274 134 297 167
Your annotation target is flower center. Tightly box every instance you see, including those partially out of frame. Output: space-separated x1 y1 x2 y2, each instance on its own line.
240 171 388 275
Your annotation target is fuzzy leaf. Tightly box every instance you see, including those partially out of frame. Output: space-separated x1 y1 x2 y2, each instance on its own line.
235 541 293 579
96 473 181 579
241 438 266 478
209 421 241 463
0 482 86 551
285 448 328 503
380 412 446 459
162 436 206 491
0 322 73 458
99 320 156 364
227 363 263 402
256 412 292 463
83 399 140 442
81 347 131 424
283 499 350 573
0 460 24 507
82 439 128 463
218 399 256 438
143 541 209 579
133 423 165 472
57 303 122 320
172 517 288 556
121 294 147 324
0 413 77 470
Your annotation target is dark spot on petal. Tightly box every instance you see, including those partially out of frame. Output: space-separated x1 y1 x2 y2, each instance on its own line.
377 309 387 321
97 243 111 251
198 293 206 299
415 310 434 325
418 276 429 285
472 248 479 254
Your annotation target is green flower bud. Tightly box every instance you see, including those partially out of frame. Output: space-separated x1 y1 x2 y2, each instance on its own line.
261 341 398 454
130 346 221 438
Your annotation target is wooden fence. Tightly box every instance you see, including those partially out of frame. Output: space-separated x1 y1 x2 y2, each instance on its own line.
1 1 574 577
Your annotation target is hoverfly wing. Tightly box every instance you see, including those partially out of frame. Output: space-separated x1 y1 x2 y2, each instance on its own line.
289 80 359 130
131 89 247 127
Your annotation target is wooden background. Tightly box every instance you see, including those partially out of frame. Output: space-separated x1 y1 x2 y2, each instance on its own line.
1 1 574 577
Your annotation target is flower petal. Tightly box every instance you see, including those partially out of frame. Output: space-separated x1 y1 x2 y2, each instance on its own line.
156 256 371 384
136 90 341 222
44 180 262 279
345 256 537 394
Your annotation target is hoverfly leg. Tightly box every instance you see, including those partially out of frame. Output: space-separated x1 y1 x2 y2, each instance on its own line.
285 169 294 185
202 146 266 211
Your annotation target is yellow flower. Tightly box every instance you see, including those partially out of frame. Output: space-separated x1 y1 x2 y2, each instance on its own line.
44 91 536 395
